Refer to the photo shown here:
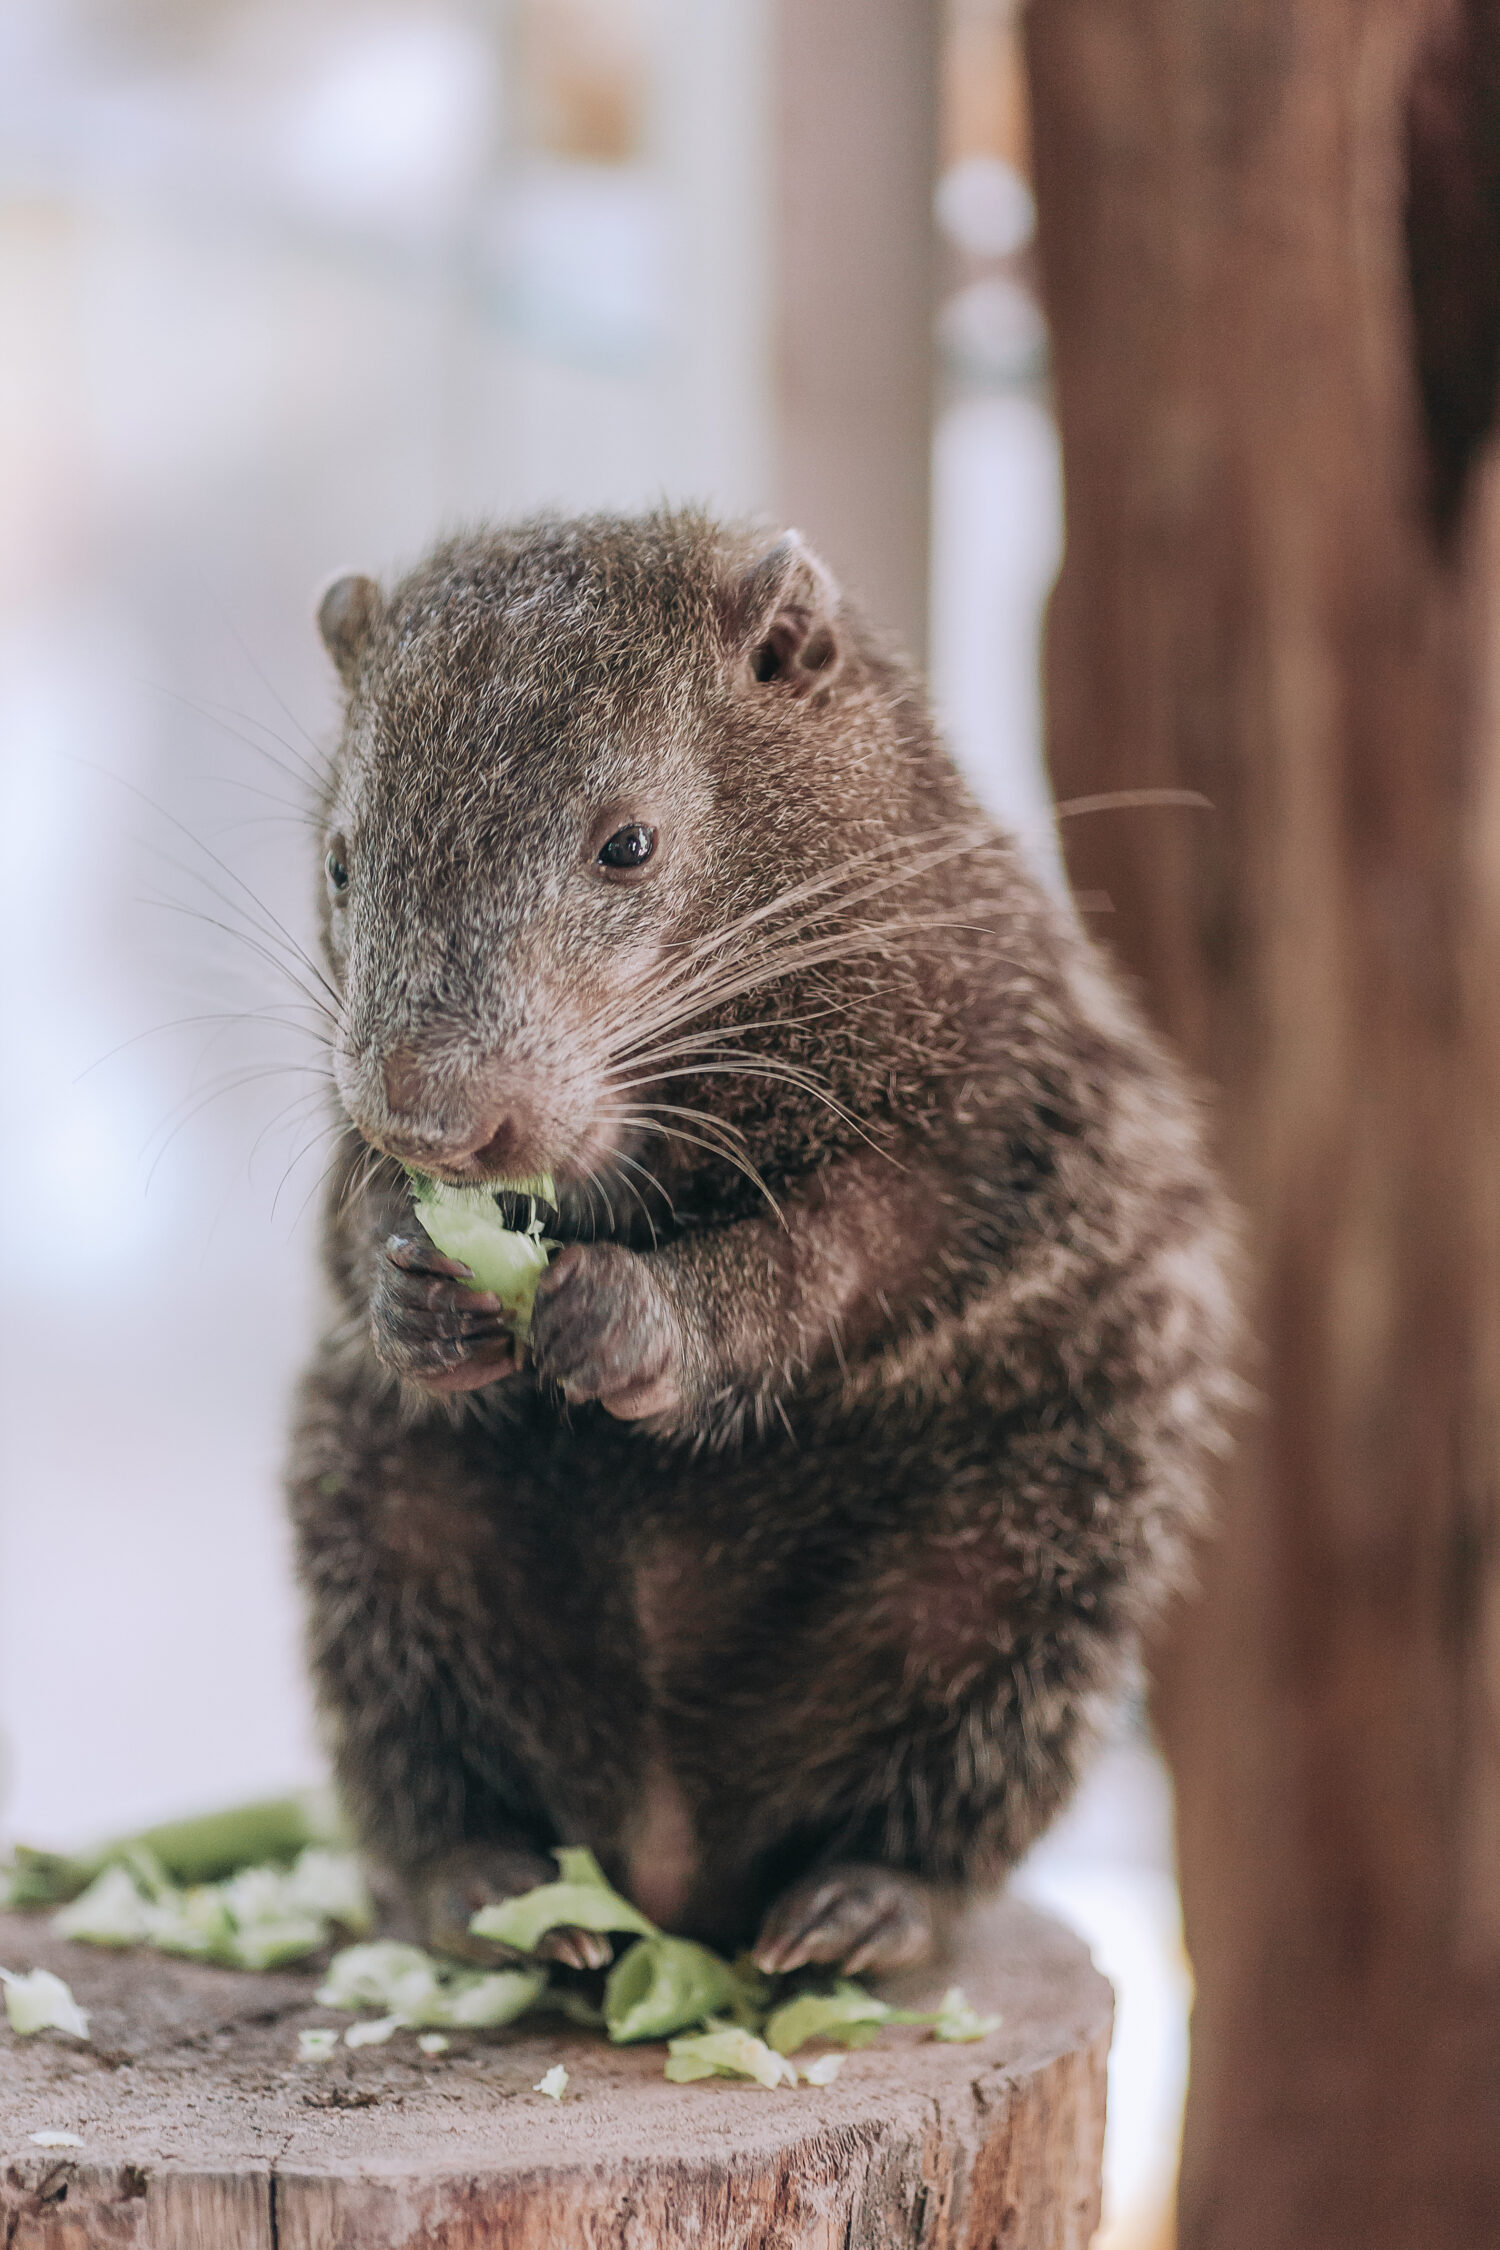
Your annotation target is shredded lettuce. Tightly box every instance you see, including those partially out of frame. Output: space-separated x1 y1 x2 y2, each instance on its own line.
929 1985 1003 2042
405 1172 556 1340
344 2013 401 2047
317 1939 545 2030
664 2023 799 2088
468 1846 655 1953
764 1980 892 2055
603 1933 742 2044
534 2063 569 2099
2 1790 344 1908
23 1796 1000 2086
52 1845 371 1971
1 1966 89 2040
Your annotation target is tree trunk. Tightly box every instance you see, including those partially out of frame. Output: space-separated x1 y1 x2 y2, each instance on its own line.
1024 0 1500 2242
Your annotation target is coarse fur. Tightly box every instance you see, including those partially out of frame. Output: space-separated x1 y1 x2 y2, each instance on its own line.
287 507 1237 1969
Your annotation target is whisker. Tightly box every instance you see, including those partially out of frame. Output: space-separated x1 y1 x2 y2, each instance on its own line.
146 900 340 1029
140 677 326 803
77 1005 331 1084
1053 787 1213 822
648 821 990 997
599 1109 784 1225
604 909 998 1065
607 1060 885 1156
142 1064 331 1191
99 765 343 1013
605 1150 671 1240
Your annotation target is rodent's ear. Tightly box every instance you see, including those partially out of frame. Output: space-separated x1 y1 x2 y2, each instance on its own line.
730 531 842 695
316 572 383 686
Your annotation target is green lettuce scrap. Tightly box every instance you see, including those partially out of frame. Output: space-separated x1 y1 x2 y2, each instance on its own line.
764 1979 893 2055
664 2024 799 2089
1 1965 90 2040
51 1844 373 1971
405 1171 556 1342
316 1939 545 2030
929 1985 1003 2042
603 1933 743 2044
17 1791 1001 2087
468 1846 655 1952
1 1790 344 1909
764 1976 1002 2055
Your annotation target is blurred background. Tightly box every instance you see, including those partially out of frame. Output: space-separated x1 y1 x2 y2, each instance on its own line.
0 4 1177 2240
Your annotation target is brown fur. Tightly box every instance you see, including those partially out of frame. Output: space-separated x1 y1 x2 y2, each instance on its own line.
287 507 1237 1962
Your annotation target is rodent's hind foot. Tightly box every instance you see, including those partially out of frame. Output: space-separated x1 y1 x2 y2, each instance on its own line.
415 1842 612 1971
752 1862 935 1978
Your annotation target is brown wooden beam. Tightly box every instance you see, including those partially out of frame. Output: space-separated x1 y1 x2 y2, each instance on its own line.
1025 0 1500 2240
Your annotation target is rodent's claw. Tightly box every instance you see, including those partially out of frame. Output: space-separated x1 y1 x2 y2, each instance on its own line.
752 1863 935 1977
386 1235 478 1281
371 1231 520 1392
536 1925 614 1972
528 1243 684 1422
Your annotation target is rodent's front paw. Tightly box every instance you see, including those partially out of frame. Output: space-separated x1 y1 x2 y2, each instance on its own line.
528 1243 684 1422
752 1863 935 1977
416 1843 612 1971
370 1233 520 1394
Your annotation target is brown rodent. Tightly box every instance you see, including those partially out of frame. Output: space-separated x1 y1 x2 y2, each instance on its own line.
288 508 1235 1976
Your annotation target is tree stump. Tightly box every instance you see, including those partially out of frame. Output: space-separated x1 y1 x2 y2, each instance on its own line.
0 1895 1108 2248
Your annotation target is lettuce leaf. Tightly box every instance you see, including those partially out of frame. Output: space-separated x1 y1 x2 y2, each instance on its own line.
469 1847 655 1953
405 1173 556 1340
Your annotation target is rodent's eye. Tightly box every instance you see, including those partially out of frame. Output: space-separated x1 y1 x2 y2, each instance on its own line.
325 840 350 898
598 822 656 873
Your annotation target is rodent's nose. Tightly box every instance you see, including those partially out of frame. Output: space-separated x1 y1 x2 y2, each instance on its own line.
383 1046 429 1117
373 1044 538 1181
463 1113 526 1176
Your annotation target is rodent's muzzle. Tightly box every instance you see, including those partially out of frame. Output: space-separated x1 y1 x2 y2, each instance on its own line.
340 1038 555 1186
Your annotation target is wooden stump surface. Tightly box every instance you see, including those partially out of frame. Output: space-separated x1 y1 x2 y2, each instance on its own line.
0 1894 1109 2249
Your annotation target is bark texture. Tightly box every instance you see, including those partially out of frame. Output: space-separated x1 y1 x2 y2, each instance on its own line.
1025 0 1500 2242
0 1895 1108 2249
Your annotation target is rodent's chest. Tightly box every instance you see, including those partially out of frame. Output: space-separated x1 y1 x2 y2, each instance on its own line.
473 1415 895 1675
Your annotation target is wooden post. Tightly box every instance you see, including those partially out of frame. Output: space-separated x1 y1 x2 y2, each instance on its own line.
1025 0 1500 2242
0 1896 1109 2247
770 0 939 661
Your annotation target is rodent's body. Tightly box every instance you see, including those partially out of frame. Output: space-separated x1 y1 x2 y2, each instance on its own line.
289 510 1235 1969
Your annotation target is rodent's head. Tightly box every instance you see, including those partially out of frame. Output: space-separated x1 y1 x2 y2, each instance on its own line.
316 510 952 1194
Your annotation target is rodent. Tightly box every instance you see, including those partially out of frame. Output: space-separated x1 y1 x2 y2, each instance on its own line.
287 507 1236 1976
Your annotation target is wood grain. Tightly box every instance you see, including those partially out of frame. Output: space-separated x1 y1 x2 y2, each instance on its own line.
0 1895 1108 2248
1026 0 1500 2239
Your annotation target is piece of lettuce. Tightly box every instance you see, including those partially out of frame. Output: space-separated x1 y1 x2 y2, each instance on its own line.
928 1985 1003 2042
603 1933 742 2044
317 1938 545 2029
664 2023 799 2088
2 1791 345 1908
763 1979 893 2055
469 1846 655 1953
1 1966 90 2040
52 1845 371 1972
405 1172 556 1341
